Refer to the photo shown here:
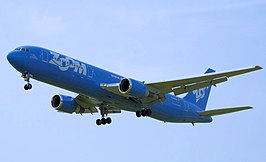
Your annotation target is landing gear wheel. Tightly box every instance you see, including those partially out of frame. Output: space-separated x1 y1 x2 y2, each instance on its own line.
141 109 147 117
96 104 113 126
106 117 112 124
24 84 29 90
146 109 152 116
27 83 32 89
136 111 142 117
96 117 112 126
136 109 152 118
101 118 107 125
22 72 33 91
96 119 102 126
24 84 32 91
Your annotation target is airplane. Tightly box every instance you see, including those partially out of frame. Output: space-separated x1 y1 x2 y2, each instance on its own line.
7 46 263 126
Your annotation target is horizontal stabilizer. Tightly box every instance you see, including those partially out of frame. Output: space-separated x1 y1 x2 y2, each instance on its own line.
198 106 253 116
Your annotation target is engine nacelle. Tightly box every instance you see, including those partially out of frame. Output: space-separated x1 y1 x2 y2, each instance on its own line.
51 95 78 114
119 78 149 98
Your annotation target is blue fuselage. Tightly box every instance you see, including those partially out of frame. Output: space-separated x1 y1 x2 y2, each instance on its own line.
7 46 212 123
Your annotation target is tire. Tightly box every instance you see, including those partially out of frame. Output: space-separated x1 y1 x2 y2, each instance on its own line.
28 84 32 89
24 84 28 90
136 111 142 117
141 109 146 117
106 117 112 124
96 119 101 126
146 109 152 116
101 118 107 125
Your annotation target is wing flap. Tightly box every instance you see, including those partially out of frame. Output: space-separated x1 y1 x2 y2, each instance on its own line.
75 94 123 114
173 77 227 95
198 106 253 116
75 94 102 113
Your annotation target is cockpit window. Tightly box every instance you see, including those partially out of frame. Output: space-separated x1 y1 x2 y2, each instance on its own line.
14 47 30 52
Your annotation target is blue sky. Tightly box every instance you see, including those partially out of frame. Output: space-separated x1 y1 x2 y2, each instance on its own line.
1 1 266 162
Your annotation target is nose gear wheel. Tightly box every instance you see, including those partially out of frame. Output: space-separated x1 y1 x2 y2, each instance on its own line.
22 72 33 90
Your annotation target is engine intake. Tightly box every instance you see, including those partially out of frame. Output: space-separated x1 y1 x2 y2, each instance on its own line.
51 95 78 114
119 78 149 98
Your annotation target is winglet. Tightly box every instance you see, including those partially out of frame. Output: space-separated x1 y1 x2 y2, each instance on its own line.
198 106 253 116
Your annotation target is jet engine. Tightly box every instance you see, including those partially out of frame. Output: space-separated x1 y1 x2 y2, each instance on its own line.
119 78 149 98
51 95 78 114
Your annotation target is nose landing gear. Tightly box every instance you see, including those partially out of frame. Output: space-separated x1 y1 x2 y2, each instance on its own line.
22 72 33 90
24 83 32 90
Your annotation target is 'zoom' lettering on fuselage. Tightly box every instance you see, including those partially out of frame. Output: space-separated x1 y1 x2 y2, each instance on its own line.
49 51 87 76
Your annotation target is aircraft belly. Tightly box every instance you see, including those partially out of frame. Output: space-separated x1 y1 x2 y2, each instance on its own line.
148 98 212 123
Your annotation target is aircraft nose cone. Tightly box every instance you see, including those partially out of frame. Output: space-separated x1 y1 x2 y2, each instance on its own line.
7 52 16 65
7 51 22 70
7 50 28 73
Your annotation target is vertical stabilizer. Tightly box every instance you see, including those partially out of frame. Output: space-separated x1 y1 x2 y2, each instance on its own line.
183 68 215 110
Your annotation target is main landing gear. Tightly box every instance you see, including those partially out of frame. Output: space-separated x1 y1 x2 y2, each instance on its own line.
136 108 152 118
96 104 112 126
96 117 112 126
22 72 32 91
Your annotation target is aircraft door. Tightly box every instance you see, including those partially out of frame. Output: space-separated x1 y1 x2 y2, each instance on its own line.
184 102 190 112
42 50 49 62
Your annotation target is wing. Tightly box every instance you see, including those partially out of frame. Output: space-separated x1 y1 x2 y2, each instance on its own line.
74 94 122 114
74 94 101 114
146 66 262 96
